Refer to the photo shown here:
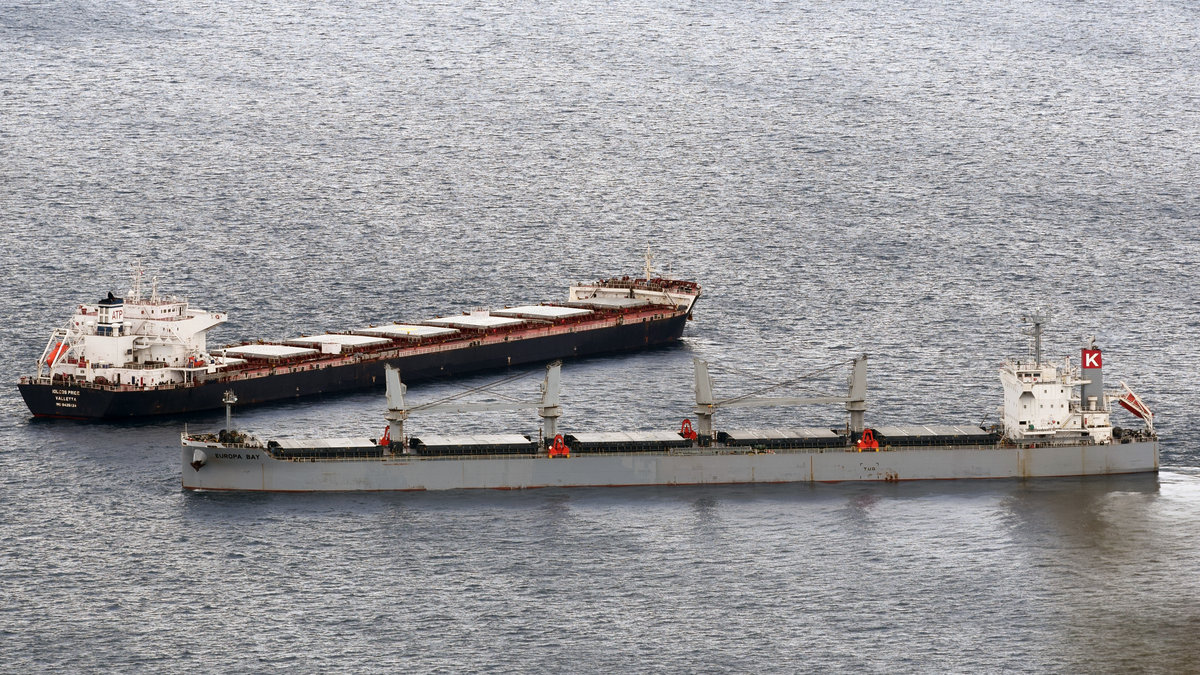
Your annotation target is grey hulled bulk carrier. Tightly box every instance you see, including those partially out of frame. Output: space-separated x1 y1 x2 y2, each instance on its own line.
19 257 700 419
182 315 1159 492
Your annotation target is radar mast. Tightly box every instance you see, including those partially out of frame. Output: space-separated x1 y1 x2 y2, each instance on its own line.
1022 311 1050 364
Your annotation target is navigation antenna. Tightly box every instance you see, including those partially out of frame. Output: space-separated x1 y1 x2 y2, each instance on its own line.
1022 311 1050 364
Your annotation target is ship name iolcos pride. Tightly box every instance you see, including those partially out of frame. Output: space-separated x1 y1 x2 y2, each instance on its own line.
182 314 1159 492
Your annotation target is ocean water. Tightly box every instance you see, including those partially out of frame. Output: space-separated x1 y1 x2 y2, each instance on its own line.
2 0 1199 671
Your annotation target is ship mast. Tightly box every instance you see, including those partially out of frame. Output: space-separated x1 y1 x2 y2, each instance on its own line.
129 262 145 302
223 390 238 431
1022 311 1050 364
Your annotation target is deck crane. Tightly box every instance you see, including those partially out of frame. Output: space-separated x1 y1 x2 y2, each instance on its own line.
692 355 868 441
383 361 562 454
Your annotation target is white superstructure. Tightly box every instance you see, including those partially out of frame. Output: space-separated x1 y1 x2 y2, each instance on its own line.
998 314 1154 446
31 267 229 388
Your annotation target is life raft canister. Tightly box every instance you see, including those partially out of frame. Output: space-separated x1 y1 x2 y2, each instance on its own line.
856 428 880 451
680 418 698 440
549 434 569 458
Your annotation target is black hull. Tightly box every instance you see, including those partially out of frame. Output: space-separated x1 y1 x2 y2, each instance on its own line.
20 314 689 419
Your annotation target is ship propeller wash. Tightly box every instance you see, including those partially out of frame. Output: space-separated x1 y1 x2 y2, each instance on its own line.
20 257 700 419
182 316 1159 492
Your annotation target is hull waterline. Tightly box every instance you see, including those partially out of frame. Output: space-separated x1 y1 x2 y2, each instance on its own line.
182 441 1159 492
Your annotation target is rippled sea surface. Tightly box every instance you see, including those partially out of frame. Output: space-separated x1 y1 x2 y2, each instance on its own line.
2 0 1199 671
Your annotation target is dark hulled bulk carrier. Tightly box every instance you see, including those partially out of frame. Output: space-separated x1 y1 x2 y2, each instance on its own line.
19 258 700 420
